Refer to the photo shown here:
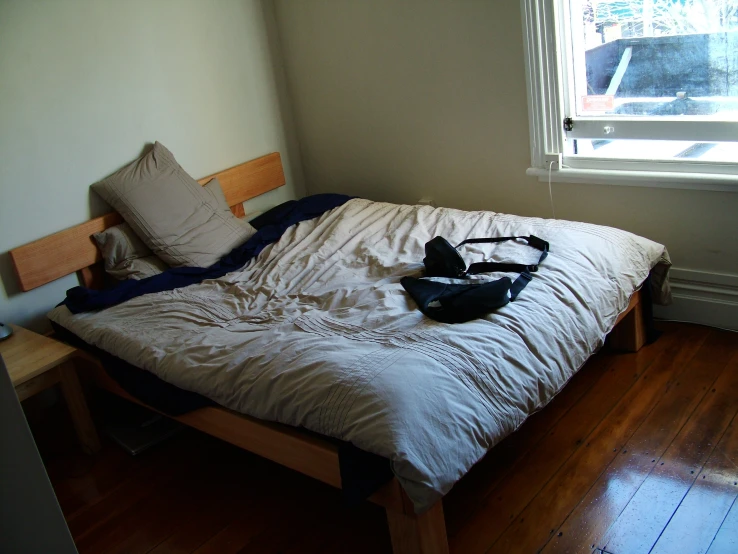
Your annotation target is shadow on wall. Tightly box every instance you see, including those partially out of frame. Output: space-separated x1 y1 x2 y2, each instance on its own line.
0 143 154 309
1 0 304 317
0 247 63 332
0 253 21 300
258 0 306 197
0 251 49 330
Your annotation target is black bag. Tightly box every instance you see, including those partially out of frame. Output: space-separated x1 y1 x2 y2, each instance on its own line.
401 235 549 323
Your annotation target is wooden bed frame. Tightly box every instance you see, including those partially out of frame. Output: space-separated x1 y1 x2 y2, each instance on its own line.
9 151 646 554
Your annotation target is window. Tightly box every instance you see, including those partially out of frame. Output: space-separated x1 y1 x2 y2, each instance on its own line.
522 0 738 191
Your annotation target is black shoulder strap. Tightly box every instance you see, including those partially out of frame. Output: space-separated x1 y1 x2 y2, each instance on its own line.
457 235 549 274
455 235 549 301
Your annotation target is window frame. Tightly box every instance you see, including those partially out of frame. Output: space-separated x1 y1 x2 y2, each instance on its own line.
521 0 738 192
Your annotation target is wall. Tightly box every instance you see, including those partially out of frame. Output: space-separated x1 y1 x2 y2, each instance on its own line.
0 0 305 331
274 0 738 329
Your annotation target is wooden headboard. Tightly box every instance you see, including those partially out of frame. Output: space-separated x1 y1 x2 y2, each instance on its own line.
10 152 285 292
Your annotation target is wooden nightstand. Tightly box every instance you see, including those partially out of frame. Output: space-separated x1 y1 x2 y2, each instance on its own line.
0 324 101 454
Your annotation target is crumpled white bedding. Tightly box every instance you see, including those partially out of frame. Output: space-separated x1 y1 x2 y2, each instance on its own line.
48 198 671 512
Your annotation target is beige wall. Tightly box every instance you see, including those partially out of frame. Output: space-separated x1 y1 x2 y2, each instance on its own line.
273 2 738 285
0 0 304 331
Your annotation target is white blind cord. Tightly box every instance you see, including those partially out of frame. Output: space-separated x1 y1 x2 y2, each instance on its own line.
547 161 556 219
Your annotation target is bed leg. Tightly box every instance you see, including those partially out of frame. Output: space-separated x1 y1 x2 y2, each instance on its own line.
609 295 647 352
386 501 449 554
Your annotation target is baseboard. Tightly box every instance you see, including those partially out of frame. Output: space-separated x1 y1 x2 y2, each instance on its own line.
654 268 738 331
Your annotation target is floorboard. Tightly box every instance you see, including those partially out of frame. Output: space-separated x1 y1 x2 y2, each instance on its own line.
543 330 736 554
599 345 738 554
449 324 691 553
29 322 737 554
707 495 738 554
650 403 738 554
488 325 711 553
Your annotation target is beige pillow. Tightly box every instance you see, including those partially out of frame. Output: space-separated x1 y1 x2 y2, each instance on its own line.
91 142 256 268
93 223 169 280
202 177 250 225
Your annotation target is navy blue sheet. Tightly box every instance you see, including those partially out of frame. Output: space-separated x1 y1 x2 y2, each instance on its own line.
64 193 352 314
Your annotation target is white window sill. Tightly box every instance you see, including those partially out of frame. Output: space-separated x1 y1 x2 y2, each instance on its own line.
526 167 738 192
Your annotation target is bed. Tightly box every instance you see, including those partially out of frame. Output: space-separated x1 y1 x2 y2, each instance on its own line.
10 151 670 554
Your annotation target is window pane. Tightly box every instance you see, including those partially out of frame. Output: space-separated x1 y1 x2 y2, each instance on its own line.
573 1 738 119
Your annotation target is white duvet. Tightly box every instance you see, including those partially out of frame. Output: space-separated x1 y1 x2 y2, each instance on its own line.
49 199 671 512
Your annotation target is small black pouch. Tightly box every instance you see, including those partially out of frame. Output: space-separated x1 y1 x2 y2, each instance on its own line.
423 237 467 278
402 234 549 323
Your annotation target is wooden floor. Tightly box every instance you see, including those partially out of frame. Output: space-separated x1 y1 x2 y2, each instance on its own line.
30 322 738 554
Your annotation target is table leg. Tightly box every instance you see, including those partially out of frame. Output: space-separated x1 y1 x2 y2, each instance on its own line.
58 360 101 454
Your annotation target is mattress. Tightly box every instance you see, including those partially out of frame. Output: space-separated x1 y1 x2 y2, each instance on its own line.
49 198 671 512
